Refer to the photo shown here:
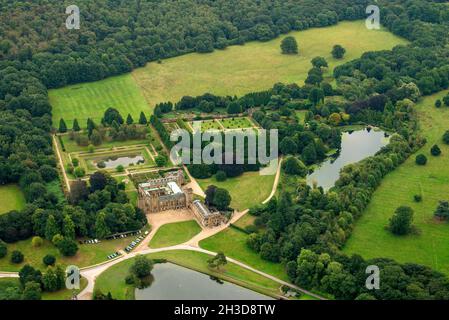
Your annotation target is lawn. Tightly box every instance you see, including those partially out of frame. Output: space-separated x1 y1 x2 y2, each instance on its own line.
0 277 87 300
343 90 449 275
49 74 149 129
220 117 254 130
133 21 407 108
149 220 202 249
190 119 222 132
94 250 288 300
295 110 308 124
0 185 26 215
200 228 288 281
197 171 275 211
0 237 132 272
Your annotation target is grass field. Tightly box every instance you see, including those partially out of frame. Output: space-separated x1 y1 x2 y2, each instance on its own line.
149 220 202 248
49 74 149 128
0 185 26 215
200 228 288 281
94 250 293 300
0 236 132 272
197 171 275 211
133 21 407 109
0 277 87 300
343 90 449 275
49 21 406 130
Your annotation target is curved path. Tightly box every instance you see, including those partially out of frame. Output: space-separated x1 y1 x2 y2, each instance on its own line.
77 244 326 300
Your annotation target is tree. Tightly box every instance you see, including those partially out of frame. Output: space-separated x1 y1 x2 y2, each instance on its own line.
431 145 441 156
90 129 102 146
415 154 427 166
103 108 124 126
72 119 81 132
31 236 43 247
443 131 449 145
215 170 227 182
0 240 6 258
283 156 307 176
280 137 297 155
95 212 110 239
207 252 227 270
389 206 414 235
11 250 24 264
45 215 60 241
443 94 449 107
205 185 217 205
280 36 298 54
213 188 232 210
332 44 346 59
435 100 442 108
130 255 154 278
434 201 449 220
155 155 168 167
56 238 78 256
311 56 328 69
227 101 241 114
302 143 317 165
139 112 147 125
63 215 76 240
74 167 86 178
90 171 108 192
43 255 56 266
126 113 134 125
42 267 59 292
21 281 42 300
308 88 324 106
59 118 67 133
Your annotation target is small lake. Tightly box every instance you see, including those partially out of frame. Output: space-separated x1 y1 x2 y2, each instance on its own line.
96 155 144 169
135 263 273 300
307 128 390 191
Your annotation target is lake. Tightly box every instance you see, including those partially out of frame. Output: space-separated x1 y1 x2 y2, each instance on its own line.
135 263 273 300
307 128 390 190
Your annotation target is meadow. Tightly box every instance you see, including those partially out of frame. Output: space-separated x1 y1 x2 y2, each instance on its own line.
197 171 275 211
49 74 149 128
343 90 449 275
133 21 406 107
0 185 26 215
49 21 407 129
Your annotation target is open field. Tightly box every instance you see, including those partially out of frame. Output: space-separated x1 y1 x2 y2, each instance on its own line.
49 21 406 130
197 171 275 211
133 21 407 108
149 220 202 249
343 90 449 275
0 277 88 300
190 119 222 132
0 236 133 272
94 250 296 300
0 185 26 215
49 74 149 128
200 228 288 281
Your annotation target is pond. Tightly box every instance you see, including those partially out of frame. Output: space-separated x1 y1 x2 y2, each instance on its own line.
95 155 144 169
306 128 390 191
135 263 274 300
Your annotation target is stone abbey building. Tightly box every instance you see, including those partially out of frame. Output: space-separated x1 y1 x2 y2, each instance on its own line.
138 170 226 228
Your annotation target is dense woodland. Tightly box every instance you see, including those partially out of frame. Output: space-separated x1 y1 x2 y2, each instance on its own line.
0 0 449 300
